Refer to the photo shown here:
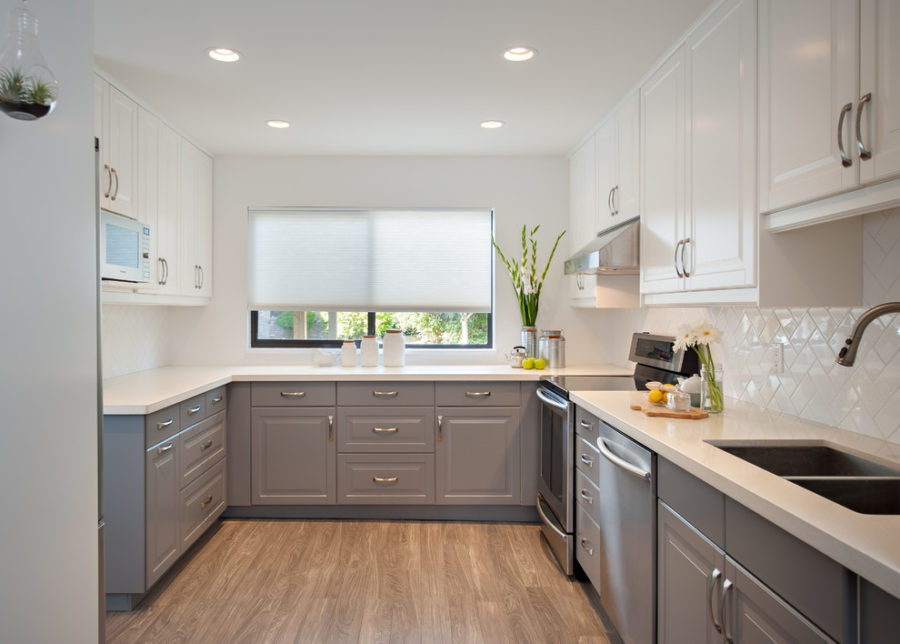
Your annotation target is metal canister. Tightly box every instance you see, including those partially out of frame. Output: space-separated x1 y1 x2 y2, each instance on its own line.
540 329 566 368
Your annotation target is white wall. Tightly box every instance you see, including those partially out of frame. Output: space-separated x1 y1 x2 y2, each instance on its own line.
0 0 99 641
167 155 619 365
102 304 170 378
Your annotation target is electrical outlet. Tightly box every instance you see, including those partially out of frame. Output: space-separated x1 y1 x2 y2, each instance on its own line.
766 342 785 374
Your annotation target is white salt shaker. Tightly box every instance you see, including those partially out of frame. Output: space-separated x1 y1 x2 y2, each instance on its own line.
382 329 405 367
360 335 378 367
340 340 357 367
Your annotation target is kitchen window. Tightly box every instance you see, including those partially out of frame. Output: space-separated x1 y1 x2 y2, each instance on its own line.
247 208 493 348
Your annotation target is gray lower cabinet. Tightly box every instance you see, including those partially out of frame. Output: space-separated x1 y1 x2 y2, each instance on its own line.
251 406 336 504
337 454 435 504
145 438 180 588
435 406 521 504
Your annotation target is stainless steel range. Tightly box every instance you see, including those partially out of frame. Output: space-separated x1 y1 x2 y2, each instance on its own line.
535 332 698 576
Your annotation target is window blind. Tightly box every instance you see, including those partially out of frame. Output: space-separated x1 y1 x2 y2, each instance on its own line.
247 208 493 312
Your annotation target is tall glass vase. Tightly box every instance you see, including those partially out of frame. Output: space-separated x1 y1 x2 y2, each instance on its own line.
521 326 537 358
701 364 725 413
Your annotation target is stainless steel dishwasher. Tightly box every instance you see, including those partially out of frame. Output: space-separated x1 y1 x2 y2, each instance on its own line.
592 420 656 644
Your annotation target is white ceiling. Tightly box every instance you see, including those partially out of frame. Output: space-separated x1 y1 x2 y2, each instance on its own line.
94 0 711 156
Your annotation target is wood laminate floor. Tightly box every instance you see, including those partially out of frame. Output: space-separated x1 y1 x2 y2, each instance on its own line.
106 519 619 644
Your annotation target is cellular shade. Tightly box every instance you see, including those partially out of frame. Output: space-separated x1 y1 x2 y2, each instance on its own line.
248 208 493 312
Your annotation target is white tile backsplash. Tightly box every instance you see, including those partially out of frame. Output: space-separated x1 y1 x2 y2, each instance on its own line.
101 304 170 378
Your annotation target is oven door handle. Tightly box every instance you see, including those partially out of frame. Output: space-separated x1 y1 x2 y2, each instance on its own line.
536 494 568 540
536 388 569 411
596 437 652 481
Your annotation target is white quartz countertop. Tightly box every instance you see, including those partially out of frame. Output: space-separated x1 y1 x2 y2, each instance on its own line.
571 390 900 599
102 363 633 415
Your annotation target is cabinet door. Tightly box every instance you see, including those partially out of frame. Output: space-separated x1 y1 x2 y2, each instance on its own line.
106 86 138 218
179 140 202 295
641 45 687 294
859 0 900 184
435 407 520 504
723 557 833 643
658 502 725 644
758 0 859 212
594 118 618 234
685 0 757 291
195 150 213 297
145 439 180 588
251 407 336 504
93 77 112 205
569 136 597 254
615 91 640 222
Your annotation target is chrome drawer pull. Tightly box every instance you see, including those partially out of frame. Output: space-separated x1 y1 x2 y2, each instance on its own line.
373 426 399 433
721 578 734 643
465 391 491 398
328 415 334 442
373 391 399 398
580 537 594 556
579 420 593 430
211 396 223 404
187 405 201 415
373 476 399 484
579 489 593 504
200 439 214 451
280 391 306 398
708 568 722 633
579 454 594 467
200 494 214 509
157 443 174 455
437 415 443 441
156 418 174 430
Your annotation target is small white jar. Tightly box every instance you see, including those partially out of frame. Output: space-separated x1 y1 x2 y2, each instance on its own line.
359 335 378 367
340 340 357 367
382 329 405 367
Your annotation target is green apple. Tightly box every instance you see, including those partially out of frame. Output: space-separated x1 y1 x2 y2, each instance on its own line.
522 358 535 369
534 358 547 370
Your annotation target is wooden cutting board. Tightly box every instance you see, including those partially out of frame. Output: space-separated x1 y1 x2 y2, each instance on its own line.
630 403 709 419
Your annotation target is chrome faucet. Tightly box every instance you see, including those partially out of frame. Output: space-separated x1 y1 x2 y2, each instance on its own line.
837 302 900 366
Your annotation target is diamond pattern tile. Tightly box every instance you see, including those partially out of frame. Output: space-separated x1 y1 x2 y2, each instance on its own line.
101 305 170 378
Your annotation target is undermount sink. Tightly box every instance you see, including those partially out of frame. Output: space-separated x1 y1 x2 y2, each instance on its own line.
706 441 900 515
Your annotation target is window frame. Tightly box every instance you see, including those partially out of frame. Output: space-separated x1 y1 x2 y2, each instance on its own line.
249 311 494 349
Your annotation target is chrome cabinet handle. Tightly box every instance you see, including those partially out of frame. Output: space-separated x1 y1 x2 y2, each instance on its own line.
328 415 334 441
579 453 593 468
199 265 204 289
856 92 872 161
536 388 569 411
576 272 584 290
838 102 853 167
211 396 223 404
708 568 722 633
612 185 619 215
200 494 214 509
721 578 734 643
579 489 593 504
156 418 174 430
465 391 491 398
674 239 685 277
596 437 651 481
579 419 593 430
280 391 306 398
580 537 594 556
157 442 174 455
372 426 399 433
159 258 168 286
110 167 119 200
607 186 615 215
187 405 201 415
437 415 443 442
200 439 214 451
157 258 165 285
103 164 111 198
682 237 691 278
373 476 399 484
372 391 399 398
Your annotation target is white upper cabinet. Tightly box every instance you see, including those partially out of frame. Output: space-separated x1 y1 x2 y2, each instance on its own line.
94 75 137 218
615 93 641 224
568 136 597 254
594 118 618 235
180 140 214 298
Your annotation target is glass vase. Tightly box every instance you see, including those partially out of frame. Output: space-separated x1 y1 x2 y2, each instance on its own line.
701 364 725 413
521 326 537 358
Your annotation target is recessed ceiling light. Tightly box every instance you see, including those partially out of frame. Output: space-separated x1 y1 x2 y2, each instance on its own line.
208 47 240 63
266 120 290 129
503 47 536 62
480 120 504 129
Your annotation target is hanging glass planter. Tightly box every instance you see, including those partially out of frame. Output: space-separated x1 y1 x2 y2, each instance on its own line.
0 0 57 121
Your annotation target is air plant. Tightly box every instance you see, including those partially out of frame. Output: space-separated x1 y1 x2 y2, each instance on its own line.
0 67 27 103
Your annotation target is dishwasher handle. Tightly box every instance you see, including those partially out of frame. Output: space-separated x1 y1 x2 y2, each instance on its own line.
536 387 569 411
596 437 652 481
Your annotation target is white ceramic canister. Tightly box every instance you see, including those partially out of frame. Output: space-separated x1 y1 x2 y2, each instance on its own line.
360 335 379 367
340 339 357 367
382 329 406 367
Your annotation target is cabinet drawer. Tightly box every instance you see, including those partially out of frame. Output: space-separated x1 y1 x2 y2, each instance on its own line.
178 410 226 489
337 454 434 504
179 457 226 551
179 394 206 427
338 381 434 406
205 386 227 415
575 406 601 442
337 407 434 453
576 500 603 587
145 404 181 448
575 468 601 525
435 381 520 406
252 382 336 406
575 435 600 486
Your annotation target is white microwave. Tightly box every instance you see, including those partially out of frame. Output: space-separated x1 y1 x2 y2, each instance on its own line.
100 210 152 283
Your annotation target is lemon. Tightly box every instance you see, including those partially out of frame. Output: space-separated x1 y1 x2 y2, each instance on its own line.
648 389 664 404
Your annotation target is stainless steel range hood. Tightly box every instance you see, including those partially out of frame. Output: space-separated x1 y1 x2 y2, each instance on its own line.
564 216 640 275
